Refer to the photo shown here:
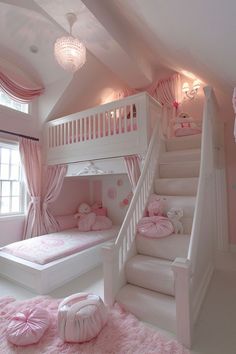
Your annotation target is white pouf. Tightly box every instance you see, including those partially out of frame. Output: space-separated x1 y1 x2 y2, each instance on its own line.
58 293 108 343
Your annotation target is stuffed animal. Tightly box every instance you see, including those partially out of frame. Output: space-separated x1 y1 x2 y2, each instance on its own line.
74 203 96 232
74 202 112 232
170 112 201 137
91 201 107 216
147 194 166 217
167 208 184 234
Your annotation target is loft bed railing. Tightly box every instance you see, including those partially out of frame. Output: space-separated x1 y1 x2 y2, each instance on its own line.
44 92 159 165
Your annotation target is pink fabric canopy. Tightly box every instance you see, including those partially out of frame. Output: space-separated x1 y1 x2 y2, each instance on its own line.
0 71 44 103
118 73 182 136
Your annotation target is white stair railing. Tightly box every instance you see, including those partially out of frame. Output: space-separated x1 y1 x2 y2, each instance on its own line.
173 86 221 348
103 100 162 306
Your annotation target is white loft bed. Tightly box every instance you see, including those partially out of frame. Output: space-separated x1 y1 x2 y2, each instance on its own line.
0 226 119 294
44 92 159 165
0 93 160 294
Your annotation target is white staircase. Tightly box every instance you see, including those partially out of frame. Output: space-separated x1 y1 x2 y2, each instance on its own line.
115 134 201 333
103 87 222 348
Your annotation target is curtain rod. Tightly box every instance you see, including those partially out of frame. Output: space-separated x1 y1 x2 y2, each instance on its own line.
0 129 39 141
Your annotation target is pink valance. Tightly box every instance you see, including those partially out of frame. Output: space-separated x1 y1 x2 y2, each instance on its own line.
0 72 44 103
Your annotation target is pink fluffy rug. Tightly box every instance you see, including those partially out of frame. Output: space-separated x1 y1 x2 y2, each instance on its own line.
0 296 189 354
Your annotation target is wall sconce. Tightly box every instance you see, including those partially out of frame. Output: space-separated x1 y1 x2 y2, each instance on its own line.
182 80 201 100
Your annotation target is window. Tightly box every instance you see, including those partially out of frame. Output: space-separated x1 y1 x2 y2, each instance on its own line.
0 89 29 114
0 141 26 215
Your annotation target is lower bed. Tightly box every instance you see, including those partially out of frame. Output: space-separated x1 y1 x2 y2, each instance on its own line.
0 226 119 294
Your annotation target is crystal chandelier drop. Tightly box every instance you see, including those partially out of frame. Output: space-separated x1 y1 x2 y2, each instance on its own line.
54 13 86 73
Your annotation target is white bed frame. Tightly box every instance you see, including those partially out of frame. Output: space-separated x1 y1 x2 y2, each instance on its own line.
0 238 114 294
44 92 159 165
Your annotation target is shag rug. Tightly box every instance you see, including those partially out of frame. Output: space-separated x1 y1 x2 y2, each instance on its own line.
0 296 189 354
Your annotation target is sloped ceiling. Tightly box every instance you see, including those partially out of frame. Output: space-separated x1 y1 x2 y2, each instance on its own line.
0 0 235 119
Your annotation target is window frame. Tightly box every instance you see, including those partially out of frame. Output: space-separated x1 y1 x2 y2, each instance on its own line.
0 139 26 217
0 89 30 115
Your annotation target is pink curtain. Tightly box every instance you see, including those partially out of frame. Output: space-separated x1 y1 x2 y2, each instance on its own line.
42 165 68 234
124 155 141 191
19 138 43 239
117 73 182 136
0 72 44 102
232 87 236 142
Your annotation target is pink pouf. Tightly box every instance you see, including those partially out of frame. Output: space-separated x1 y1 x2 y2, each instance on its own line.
58 293 108 343
6 307 50 346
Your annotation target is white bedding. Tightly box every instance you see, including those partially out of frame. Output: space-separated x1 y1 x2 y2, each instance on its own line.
1 226 119 265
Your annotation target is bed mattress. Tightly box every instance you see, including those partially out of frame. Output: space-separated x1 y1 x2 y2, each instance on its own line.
1 226 119 265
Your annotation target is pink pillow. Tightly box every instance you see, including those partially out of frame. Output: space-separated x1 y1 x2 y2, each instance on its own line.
55 215 77 231
6 307 50 346
93 207 107 216
137 216 174 238
92 216 112 231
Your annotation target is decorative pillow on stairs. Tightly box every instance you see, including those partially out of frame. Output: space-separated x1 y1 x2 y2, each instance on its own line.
137 216 174 238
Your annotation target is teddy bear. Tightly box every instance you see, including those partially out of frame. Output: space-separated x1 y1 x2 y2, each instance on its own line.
167 208 184 234
147 194 167 217
137 194 173 238
170 112 201 137
74 203 96 232
74 202 112 232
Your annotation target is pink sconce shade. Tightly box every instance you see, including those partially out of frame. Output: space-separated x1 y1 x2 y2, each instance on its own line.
182 82 190 93
193 79 201 91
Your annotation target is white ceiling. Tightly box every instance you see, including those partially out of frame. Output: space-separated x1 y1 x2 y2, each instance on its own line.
0 0 235 98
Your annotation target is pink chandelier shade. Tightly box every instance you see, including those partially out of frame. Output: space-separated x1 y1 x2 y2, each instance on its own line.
54 13 86 73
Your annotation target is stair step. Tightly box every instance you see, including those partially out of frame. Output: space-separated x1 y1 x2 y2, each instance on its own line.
159 195 196 219
155 177 198 196
159 160 200 178
136 233 190 261
160 148 201 164
166 134 201 152
126 255 175 296
116 284 176 333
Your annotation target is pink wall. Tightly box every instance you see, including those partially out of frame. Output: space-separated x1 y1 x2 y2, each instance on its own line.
49 177 90 216
90 174 132 225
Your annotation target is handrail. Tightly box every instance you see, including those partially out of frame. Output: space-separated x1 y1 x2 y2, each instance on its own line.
103 98 162 305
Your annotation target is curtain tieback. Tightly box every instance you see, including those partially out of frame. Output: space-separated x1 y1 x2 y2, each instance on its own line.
31 196 41 205
42 201 48 211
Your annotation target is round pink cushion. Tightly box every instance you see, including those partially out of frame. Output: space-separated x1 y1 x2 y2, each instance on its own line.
137 216 174 238
58 293 108 343
6 307 50 346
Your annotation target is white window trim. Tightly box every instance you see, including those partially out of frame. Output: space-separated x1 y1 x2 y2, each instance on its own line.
0 140 27 217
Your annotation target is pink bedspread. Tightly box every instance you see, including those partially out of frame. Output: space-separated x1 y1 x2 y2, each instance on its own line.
1 226 119 265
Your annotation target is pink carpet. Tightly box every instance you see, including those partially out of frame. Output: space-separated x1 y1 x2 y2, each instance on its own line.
0 296 189 354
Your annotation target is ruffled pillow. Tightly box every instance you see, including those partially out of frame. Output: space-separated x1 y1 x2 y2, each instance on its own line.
137 216 174 238
6 307 50 346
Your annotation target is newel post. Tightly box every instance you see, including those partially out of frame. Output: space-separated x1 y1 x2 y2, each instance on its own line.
102 242 118 307
172 258 192 348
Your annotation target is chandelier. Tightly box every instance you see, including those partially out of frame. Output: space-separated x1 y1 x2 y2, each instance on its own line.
54 13 86 73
